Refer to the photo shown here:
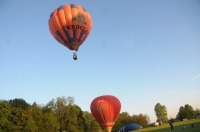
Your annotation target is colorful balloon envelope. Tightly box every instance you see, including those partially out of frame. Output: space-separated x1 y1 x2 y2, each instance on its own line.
48 4 92 59
90 95 121 132
119 124 142 132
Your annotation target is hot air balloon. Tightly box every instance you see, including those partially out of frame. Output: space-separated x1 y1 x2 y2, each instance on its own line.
48 4 92 60
90 95 121 132
119 124 142 132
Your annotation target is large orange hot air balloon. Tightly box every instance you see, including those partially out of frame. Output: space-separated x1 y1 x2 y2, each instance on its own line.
90 95 121 132
48 4 92 60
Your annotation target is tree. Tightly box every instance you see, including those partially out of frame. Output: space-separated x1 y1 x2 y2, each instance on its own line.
112 112 131 131
8 107 31 131
55 96 68 131
112 112 150 131
82 111 101 132
64 105 86 132
0 97 165 131
45 96 87 132
66 96 75 105
0 100 13 131
42 111 60 131
177 104 195 120
195 108 200 118
9 98 30 110
131 114 150 128
154 103 168 124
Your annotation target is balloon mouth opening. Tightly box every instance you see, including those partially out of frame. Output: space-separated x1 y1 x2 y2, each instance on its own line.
71 42 80 51
106 127 112 132
101 124 113 132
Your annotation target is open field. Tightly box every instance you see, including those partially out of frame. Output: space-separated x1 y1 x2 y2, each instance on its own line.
132 119 200 132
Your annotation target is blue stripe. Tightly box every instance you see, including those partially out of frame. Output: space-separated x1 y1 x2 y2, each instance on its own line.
56 31 68 45
78 30 86 42
58 5 64 10
62 27 77 43
50 12 53 17
70 4 77 8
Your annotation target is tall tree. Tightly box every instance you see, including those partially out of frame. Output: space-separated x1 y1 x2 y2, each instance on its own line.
195 108 200 118
0 100 13 131
64 105 86 132
55 96 68 131
31 102 44 131
177 104 195 120
131 114 150 128
42 111 60 131
82 111 101 132
46 96 86 132
66 96 75 105
9 98 30 110
8 107 30 131
154 103 168 124
112 112 131 131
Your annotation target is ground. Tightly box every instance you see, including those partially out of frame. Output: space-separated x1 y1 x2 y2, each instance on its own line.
133 119 200 132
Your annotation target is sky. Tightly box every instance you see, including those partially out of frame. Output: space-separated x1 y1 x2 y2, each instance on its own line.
0 0 200 123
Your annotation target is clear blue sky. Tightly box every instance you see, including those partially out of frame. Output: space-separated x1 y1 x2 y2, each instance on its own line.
0 0 200 122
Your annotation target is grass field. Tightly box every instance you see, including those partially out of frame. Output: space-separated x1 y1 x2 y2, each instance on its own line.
132 119 200 132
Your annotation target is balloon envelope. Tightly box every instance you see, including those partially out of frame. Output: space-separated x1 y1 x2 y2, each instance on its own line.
48 4 92 51
119 124 142 132
90 95 121 132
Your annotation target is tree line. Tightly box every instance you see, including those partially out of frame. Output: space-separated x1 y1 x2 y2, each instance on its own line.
0 96 150 132
0 96 199 132
154 103 200 125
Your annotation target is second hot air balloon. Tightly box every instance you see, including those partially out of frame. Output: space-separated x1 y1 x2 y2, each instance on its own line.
90 95 121 132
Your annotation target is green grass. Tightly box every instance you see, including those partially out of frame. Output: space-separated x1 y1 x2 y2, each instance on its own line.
132 119 200 132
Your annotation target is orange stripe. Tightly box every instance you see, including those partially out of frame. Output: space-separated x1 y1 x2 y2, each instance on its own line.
76 5 84 40
64 4 72 25
51 9 71 48
58 8 66 27
49 15 65 45
77 5 83 14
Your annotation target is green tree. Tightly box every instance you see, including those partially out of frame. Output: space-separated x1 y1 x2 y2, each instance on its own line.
55 96 68 131
195 108 200 118
112 112 131 132
0 100 13 131
43 99 56 113
66 96 75 105
9 98 30 110
131 114 150 128
154 103 168 124
8 107 30 131
45 96 86 132
64 104 85 132
23 119 37 132
178 104 195 120
83 111 101 132
31 102 44 131
42 111 60 131
7 98 32 131
177 106 184 120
